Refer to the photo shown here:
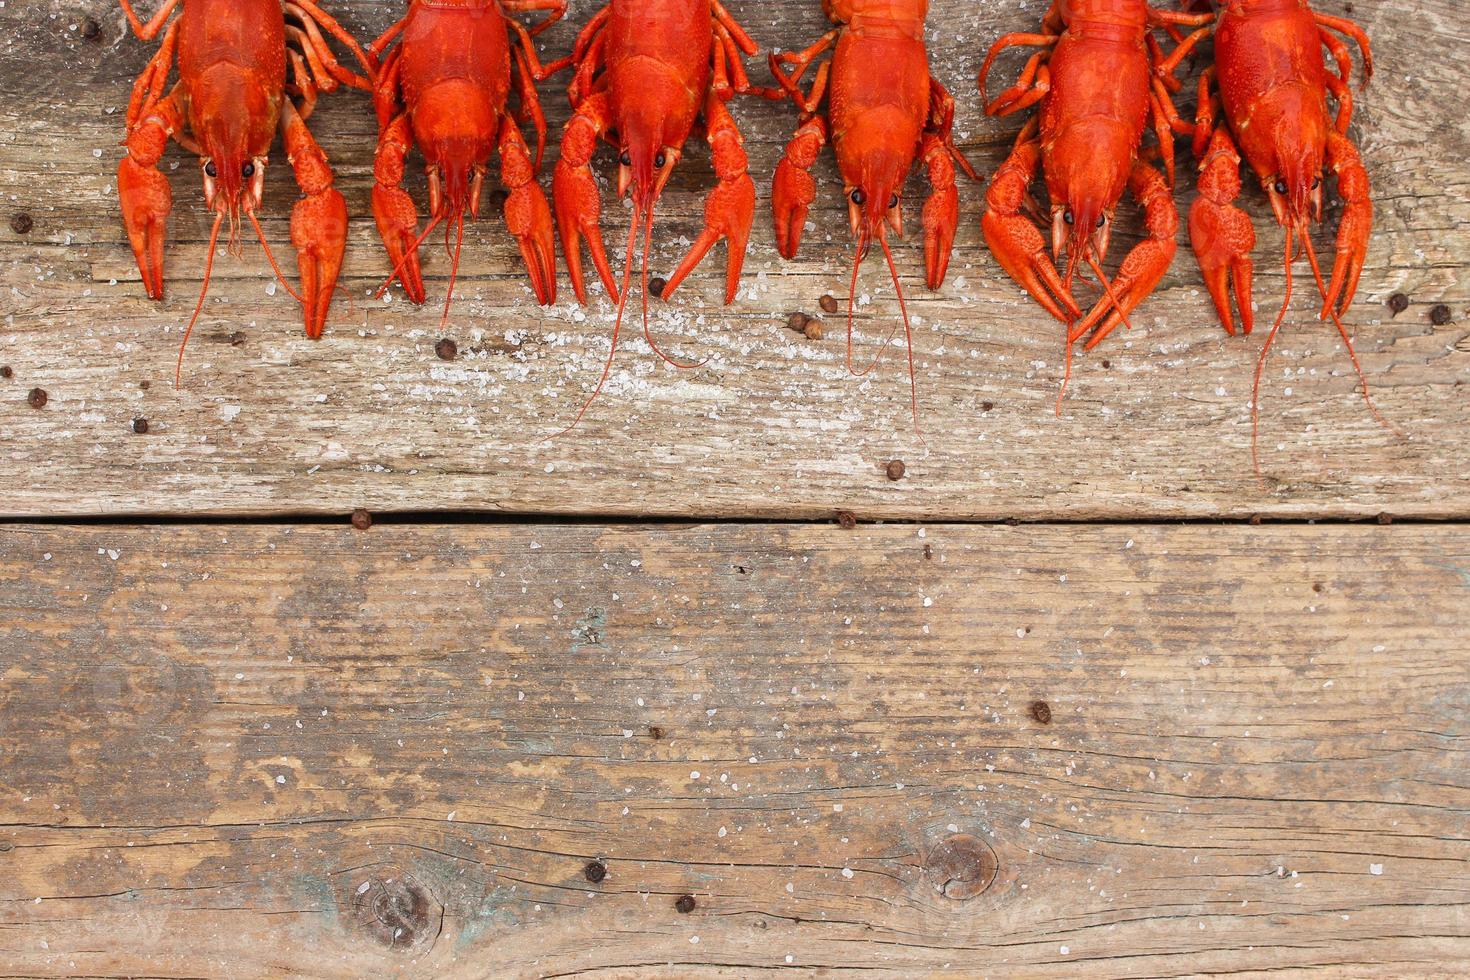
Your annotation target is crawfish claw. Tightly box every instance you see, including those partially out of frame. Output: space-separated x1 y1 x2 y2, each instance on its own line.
371 183 426 304
290 187 348 339
771 116 825 260
552 157 618 305
922 182 958 291
663 172 754 304
118 154 173 301
504 182 557 306
1320 130 1371 320
1188 128 1256 335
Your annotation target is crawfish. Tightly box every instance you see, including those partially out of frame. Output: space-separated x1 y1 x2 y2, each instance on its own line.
550 0 777 426
770 0 978 426
978 0 1212 397
369 0 562 322
1186 0 1384 468
117 0 375 379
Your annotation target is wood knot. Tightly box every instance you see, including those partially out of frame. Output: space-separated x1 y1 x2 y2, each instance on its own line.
925 833 998 900
352 873 441 949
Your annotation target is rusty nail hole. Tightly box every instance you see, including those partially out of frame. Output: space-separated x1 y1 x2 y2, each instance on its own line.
584 860 607 883
1101 358 1111 369
886 459 906 481
836 510 857 530
435 337 458 361
132 418 149 434
1386 292 1409 316
675 894 697 913
1377 512 1393 525
925 833 998 900
981 401 994 412
648 725 664 740
819 294 838 314
139 379 151 389
1030 699 1052 724
647 276 667 297
1312 582 1323 593
733 564 750 575
1429 304 1452 326
351 509 373 531
27 387 47 409
0 365 11 379
1249 514 1262 526
229 330 246 347
923 543 933 560
10 213 33 235
82 17 101 39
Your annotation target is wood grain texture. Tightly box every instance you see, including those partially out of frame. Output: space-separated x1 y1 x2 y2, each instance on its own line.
0 522 1466 976
0 0 1466 520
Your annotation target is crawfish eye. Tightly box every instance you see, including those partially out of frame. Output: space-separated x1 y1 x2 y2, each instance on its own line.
888 194 899 209
850 189 865 205
204 160 217 178
1312 177 1321 189
1063 209 1074 225
654 152 666 168
1274 179 1288 195
1097 214 1106 228
241 161 255 178
619 150 631 166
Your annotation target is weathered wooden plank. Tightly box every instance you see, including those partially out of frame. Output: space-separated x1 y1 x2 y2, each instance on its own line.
1 0 1468 520
0 522 1465 976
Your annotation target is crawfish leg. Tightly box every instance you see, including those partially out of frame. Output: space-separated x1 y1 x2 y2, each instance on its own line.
711 3 783 100
981 123 1081 324
500 0 568 36
918 78 977 289
282 102 349 338
1320 34 1356 133
1188 126 1257 336
1073 161 1179 350
498 114 557 306
980 42 1053 117
369 54 427 304
119 0 180 40
119 81 185 301
507 22 552 172
1314 11 1372 83
285 0 376 80
662 93 755 304
768 31 837 114
552 91 619 304
1319 130 1371 320
771 115 828 261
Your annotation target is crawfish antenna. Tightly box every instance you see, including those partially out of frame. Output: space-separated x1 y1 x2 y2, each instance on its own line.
373 214 444 299
638 199 706 370
1251 234 1297 477
247 211 304 304
1296 225 1393 434
440 212 465 332
176 210 225 389
877 232 922 435
552 198 642 437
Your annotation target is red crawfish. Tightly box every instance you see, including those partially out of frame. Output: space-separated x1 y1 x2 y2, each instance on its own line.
1186 0 1388 468
116 0 375 381
369 0 562 324
977 0 1213 400
549 0 778 427
769 0 979 428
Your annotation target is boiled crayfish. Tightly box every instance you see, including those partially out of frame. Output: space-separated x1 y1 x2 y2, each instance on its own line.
770 0 978 426
1186 0 1385 468
978 0 1212 399
549 0 777 426
117 0 375 379
369 0 562 322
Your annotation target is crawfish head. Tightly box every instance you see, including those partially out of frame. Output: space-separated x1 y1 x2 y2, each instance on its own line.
193 71 274 249
1042 117 1132 281
613 96 686 212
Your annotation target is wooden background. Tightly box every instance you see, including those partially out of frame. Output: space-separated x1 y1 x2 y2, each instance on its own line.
1 0 1466 976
